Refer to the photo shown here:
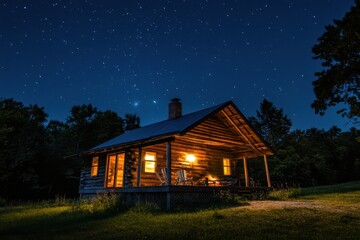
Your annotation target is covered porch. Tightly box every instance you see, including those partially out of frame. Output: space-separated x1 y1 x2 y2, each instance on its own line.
134 139 272 188
132 112 273 188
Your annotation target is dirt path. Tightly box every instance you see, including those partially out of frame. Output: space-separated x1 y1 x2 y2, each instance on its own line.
242 200 349 212
245 200 326 210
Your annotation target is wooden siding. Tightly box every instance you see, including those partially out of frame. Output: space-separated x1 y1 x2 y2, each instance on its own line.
133 140 237 187
79 104 271 194
134 144 167 187
80 139 241 192
80 153 107 193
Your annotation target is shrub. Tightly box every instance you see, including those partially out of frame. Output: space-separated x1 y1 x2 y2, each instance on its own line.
54 194 68 206
212 190 247 208
128 202 161 214
0 197 6 207
212 210 225 219
70 193 124 214
267 188 301 200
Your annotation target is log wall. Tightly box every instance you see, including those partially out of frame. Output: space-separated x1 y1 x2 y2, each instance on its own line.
80 114 258 193
79 152 108 193
79 139 240 193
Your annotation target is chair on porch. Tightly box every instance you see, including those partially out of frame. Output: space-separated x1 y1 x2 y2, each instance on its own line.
175 169 193 185
155 168 168 185
249 177 261 187
222 176 238 186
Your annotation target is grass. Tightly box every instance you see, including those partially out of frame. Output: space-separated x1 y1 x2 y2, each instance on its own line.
298 181 360 204
1 181 360 240
267 187 302 200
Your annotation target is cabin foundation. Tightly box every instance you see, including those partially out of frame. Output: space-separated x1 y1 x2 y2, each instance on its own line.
80 186 270 210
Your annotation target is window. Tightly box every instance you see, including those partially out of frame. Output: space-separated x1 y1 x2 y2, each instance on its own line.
223 158 231 176
105 153 124 188
91 157 99 177
144 152 156 173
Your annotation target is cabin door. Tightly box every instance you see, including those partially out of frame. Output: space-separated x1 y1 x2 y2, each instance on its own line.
105 153 125 188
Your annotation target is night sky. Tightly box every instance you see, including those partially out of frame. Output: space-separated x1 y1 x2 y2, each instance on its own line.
1 0 356 130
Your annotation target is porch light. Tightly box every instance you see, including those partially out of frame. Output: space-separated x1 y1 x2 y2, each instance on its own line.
186 154 196 163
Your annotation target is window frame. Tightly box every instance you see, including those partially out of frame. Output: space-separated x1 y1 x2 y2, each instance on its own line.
91 156 99 177
144 152 156 173
104 153 125 188
223 158 231 176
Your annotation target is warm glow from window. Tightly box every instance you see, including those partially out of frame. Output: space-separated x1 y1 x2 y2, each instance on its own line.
145 152 155 161
144 152 156 173
223 158 231 175
105 153 124 188
115 153 124 187
106 155 116 187
91 157 99 176
186 154 196 163
145 161 155 172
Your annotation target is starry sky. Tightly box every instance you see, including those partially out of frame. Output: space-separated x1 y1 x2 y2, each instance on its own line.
0 0 356 130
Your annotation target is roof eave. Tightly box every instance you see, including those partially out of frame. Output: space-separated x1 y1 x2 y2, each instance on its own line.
228 101 274 155
83 133 178 156
179 100 233 135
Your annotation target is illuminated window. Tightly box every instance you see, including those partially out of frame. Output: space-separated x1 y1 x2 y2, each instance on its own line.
144 152 156 173
106 155 116 187
105 153 124 188
223 158 231 176
91 157 99 177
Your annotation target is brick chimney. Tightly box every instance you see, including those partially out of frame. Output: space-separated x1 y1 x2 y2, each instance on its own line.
168 98 182 119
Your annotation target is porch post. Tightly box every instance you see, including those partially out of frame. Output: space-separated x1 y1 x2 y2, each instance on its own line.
166 141 172 185
243 156 249 187
136 148 142 187
263 155 271 187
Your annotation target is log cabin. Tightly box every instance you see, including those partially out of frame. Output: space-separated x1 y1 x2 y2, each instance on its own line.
80 99 273 209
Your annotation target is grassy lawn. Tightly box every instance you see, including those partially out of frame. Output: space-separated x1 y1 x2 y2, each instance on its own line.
1 181 360 240
299 181 360 204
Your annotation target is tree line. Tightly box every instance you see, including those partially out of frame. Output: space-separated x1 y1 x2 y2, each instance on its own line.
1 97 359 200
0 98 139 199
249 99 360 187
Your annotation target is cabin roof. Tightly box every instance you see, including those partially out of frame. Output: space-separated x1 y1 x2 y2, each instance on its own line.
91 101 229 151
89 100 273 156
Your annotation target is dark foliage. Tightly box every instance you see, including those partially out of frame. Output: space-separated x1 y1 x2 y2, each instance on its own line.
311 0 360 121
250 99 360 187
0 97 359 200
0 99 48 199
248 99 292 148
124 113 140 131
0 98 140 200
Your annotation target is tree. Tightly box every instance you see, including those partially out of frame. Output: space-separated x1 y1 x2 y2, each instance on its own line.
66 105 126 151
249 99 292 148
124 113 140 131
0 98 48 199
44 120 70 197
92 110 124 144
66 104 98 152
0 98 142 199
311 0 360 121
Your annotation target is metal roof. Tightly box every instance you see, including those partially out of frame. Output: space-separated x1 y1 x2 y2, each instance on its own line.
91 101 230 151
